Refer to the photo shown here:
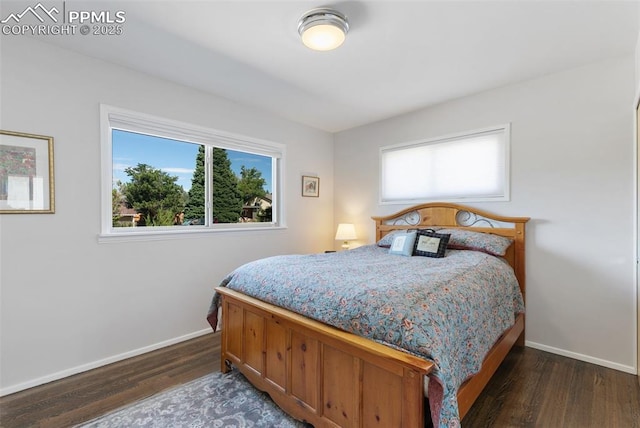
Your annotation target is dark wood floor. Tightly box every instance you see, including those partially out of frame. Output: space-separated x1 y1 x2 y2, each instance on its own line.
1 333 638 427
0 333 219 428
463 345 640 427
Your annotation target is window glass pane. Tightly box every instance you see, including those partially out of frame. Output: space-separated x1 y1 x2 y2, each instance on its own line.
112 129 201 227
227 149 273 224
381 127 509 203
206 148 273 224
112 130 274 228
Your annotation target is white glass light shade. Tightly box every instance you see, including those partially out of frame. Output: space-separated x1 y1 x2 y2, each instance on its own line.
298 8 349 51
301 24 346 51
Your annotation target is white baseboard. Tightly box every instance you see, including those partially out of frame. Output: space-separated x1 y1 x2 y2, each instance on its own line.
525 340 637 375
3 333 635 397
0 328 212 397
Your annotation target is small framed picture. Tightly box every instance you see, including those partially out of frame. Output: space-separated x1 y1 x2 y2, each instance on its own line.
0 130 55 213
302 175 319 197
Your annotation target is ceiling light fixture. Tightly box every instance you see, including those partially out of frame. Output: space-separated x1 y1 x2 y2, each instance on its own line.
298 8 349 51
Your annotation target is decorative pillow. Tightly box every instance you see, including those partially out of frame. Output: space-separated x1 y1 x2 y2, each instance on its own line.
388 231 417 256
413 229 450 258
377 230 411 248
438 228 513 256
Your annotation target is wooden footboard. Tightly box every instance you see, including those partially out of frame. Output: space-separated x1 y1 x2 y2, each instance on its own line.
217 287 434 428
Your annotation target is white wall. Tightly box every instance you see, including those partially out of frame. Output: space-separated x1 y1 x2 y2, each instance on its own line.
0 36 334 394
334 55 637 373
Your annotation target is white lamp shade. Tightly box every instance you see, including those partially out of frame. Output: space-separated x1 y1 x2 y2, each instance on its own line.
335 223 357 241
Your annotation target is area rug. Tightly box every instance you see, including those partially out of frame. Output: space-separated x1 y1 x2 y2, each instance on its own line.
77 369 308 428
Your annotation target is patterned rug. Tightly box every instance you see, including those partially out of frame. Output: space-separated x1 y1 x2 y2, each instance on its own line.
77 369 308 428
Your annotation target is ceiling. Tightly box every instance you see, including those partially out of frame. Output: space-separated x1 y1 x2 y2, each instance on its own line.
19 1 640 132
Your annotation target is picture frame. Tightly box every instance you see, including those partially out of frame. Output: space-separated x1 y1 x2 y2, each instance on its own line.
0 130 55 213
301 175 319 197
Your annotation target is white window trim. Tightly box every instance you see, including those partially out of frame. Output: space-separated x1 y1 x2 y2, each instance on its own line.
379 124 511 205
99 104 286 243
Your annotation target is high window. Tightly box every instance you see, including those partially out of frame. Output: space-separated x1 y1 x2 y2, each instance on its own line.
380 125 510 204
100 105 284 240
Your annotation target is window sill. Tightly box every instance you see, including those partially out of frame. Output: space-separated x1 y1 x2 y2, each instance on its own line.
98 225 287 243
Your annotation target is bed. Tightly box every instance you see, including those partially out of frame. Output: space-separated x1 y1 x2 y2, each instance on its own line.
207 202 529 427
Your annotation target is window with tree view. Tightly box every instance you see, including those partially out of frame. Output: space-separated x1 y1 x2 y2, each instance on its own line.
102 106 281 236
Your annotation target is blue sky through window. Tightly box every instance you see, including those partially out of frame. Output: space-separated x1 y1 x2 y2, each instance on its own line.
112 130 272 192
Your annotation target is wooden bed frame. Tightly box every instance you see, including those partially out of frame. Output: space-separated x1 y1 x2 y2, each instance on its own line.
216 202 529 427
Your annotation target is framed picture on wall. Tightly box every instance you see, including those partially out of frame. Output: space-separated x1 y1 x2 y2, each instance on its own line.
302 175 319 197
0 130 55 213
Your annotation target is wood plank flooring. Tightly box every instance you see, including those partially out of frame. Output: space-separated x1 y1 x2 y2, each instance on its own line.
463 345 640 427
1 333 638 427
0 333 219 428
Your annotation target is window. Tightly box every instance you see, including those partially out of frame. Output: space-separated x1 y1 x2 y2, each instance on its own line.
380 125 510 204
100 105 284 239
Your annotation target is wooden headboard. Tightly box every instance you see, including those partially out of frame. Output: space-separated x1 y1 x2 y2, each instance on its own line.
372 202 530 302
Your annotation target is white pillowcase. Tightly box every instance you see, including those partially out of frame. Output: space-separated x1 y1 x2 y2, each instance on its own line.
388 231 417 256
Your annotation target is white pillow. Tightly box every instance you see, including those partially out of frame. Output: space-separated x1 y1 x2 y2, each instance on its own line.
388 231 417 256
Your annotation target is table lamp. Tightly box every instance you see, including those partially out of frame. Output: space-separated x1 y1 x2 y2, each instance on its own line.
335 223 357 250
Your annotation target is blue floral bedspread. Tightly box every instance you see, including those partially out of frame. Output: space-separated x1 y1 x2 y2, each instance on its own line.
208 244 524 427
